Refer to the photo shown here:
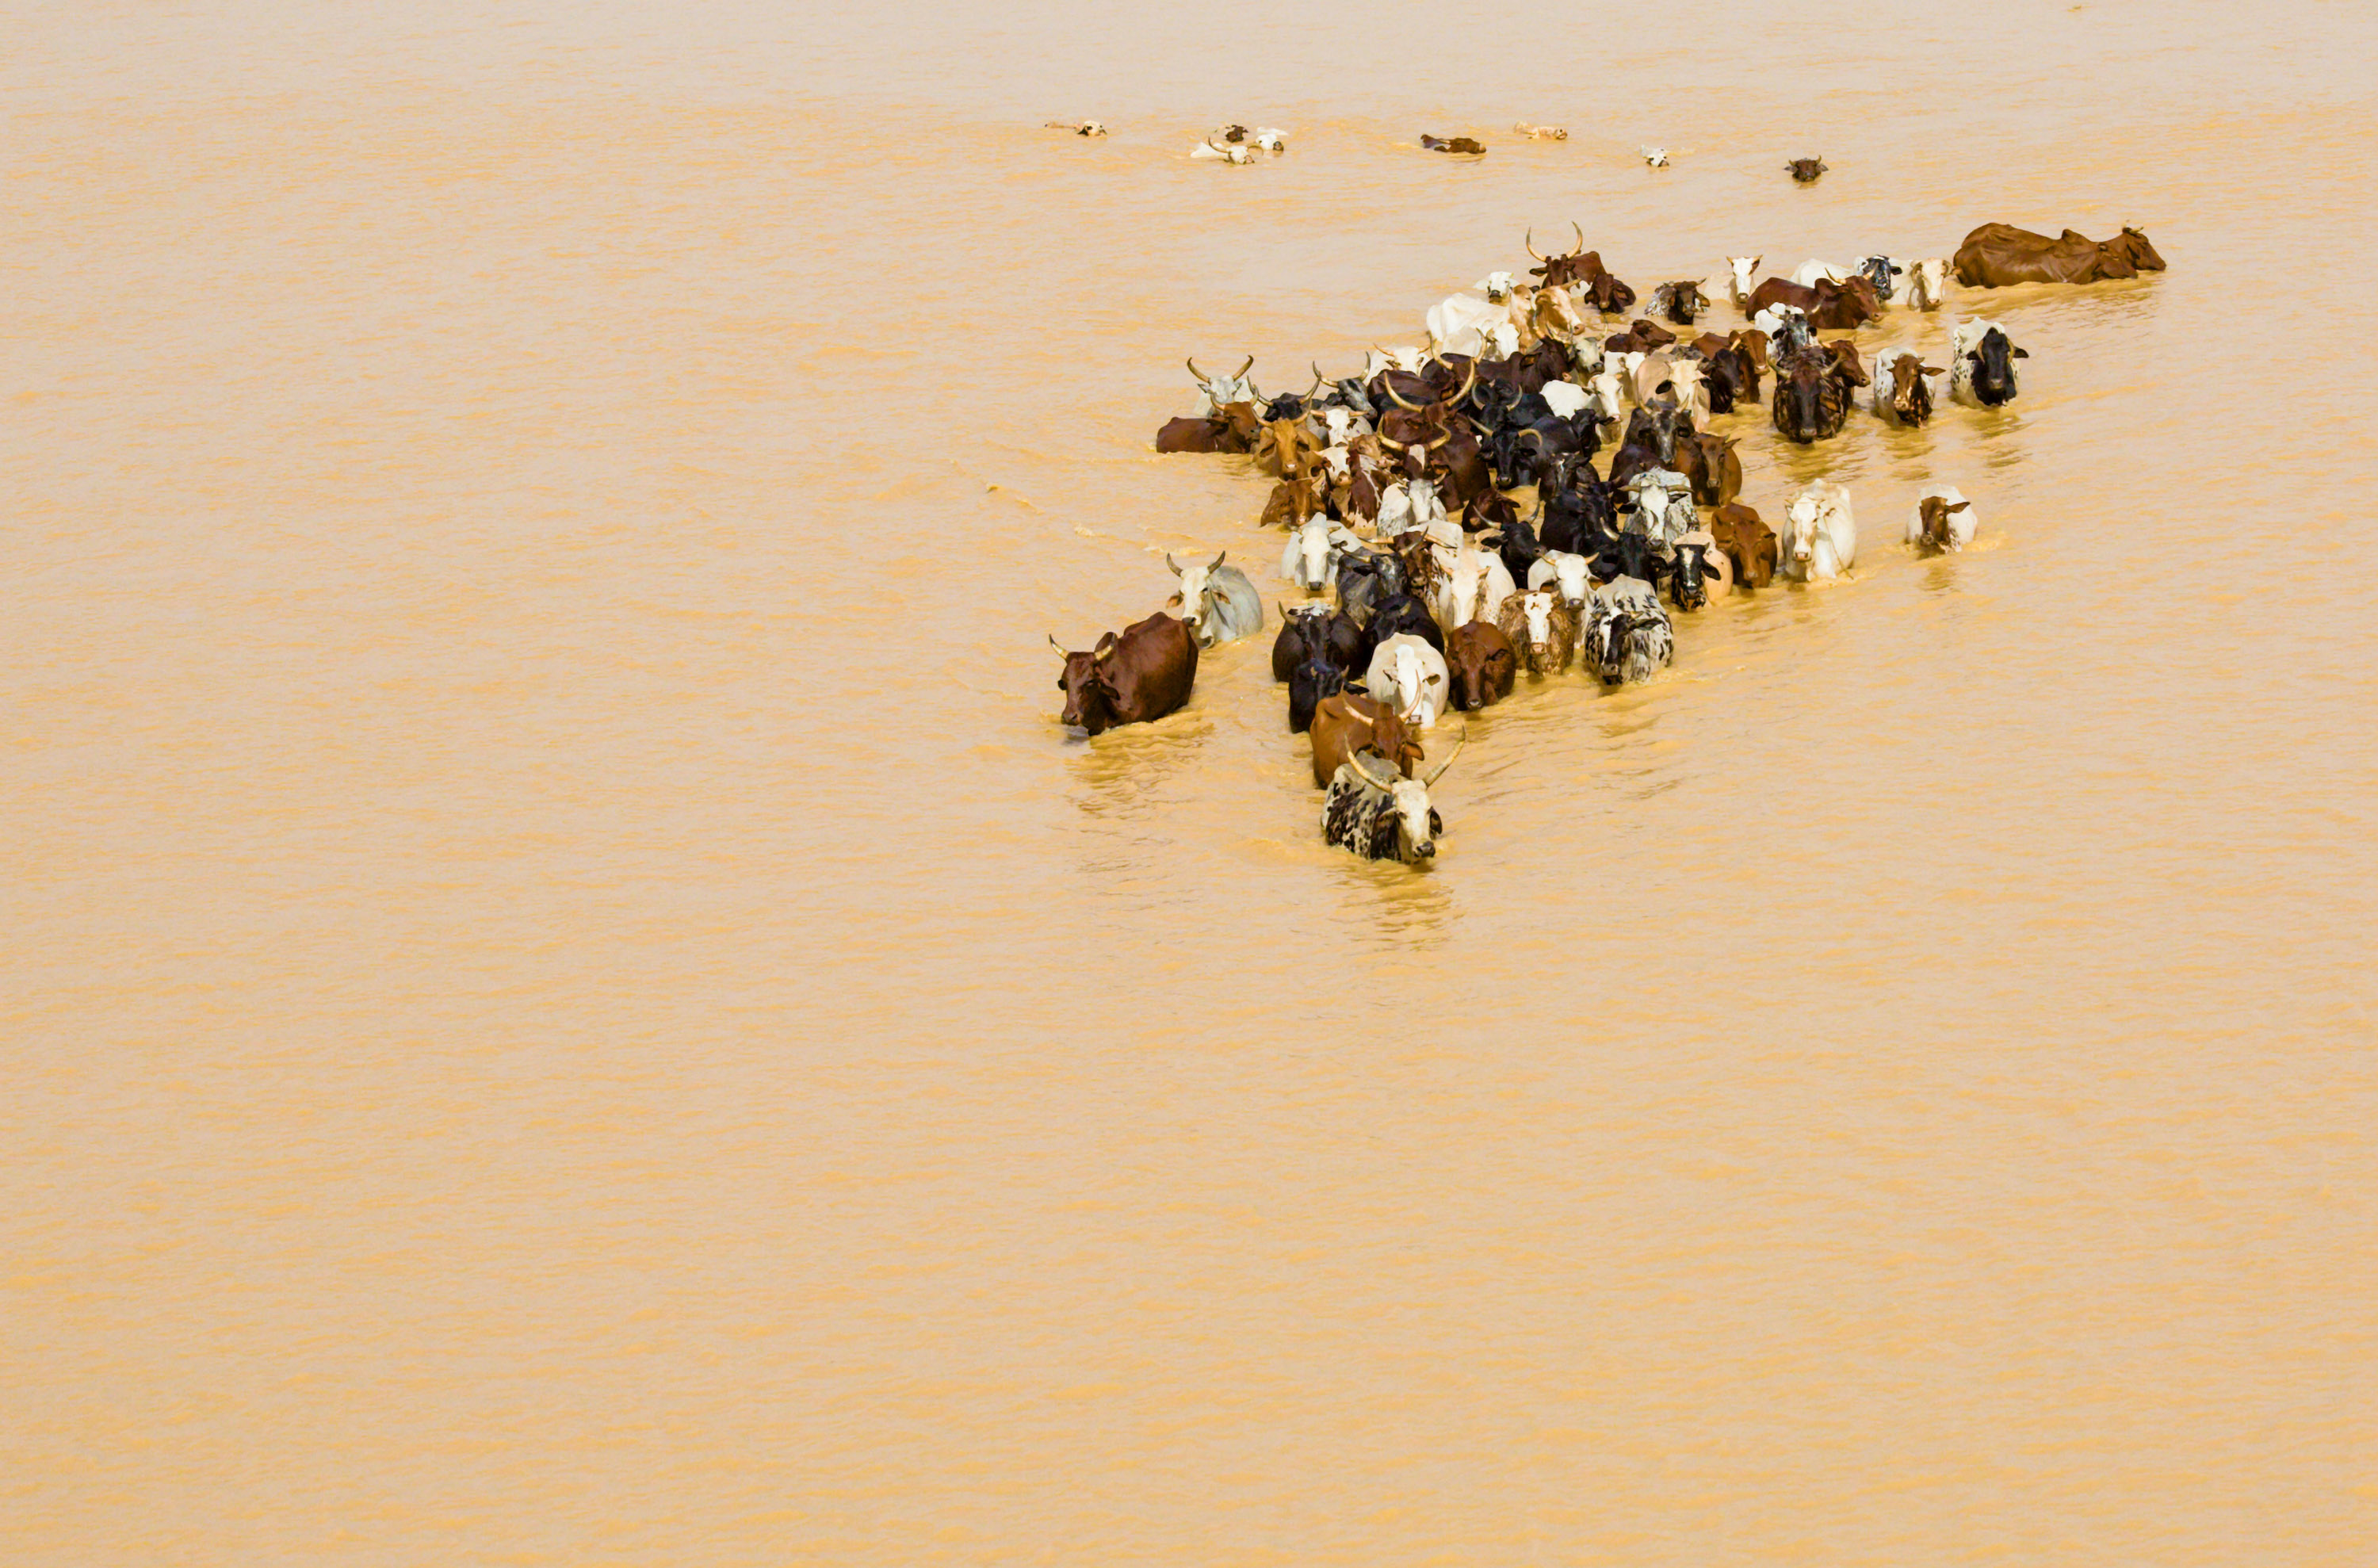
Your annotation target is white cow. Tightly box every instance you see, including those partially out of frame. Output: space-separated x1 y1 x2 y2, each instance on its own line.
1780 480 1856 581
1539 379 1590 419
1191 139 1253 163
1365 633 1451 730
1721 255 1762 308
1375 476 1453 543
1279 517 1359 593
1906 485 1978 554
1187 354 1256 415
1366 345 1428 377
1427 273 1523 357
1585 370 1629 424
1434 541 1518 630
1525 549 1595 610
1791 258 1855 288
1902 257 1950 312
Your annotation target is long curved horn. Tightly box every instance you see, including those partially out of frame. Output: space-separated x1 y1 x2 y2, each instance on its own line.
1049 635 1068 654
1209 551 1226 572
1524 228 1544 261
1245 378 1267 403
1186 356 1207 386
1164 553 1182 574
1375 431 1410 453
1424 722 1468 786
1570 220 1585 254
1306 364 1327 396
1452 356 1478 405
1234 354 1255 380
1348 751 1397 790
1383 377 1425 412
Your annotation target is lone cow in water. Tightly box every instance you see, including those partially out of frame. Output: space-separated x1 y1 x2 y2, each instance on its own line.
1053 612 1199 736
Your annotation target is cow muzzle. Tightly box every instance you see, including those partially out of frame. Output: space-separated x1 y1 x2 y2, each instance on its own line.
1412 839 1436 859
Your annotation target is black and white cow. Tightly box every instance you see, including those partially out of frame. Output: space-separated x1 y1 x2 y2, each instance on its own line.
1319 731 1462 863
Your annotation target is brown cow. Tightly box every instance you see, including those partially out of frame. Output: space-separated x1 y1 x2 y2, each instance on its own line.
1309 691 1424 789
1677 432 1742 507
1154 402 1258 454
1623 317 1678 348
1822 339 1871 391
1711 503 1778 589
1745 275 1880 331
1953 223 2165 287
1876 351 1943 426
1443 621 1516 712
1420 134 1487 155
1258 471 1328 529
1053 612 1199 736
1787 157 1827 184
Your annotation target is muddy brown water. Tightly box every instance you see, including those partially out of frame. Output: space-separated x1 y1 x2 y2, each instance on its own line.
6 4 2376 1563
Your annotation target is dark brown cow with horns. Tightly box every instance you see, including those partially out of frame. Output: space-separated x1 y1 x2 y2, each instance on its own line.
1053 611 1199 736
1525 224 1637 314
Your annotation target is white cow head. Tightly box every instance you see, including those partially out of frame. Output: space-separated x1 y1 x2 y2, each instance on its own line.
1783 494 1824 568
1166 550 1227 625
1587 371 1628 422
1281 518 1339 591
1906 258 1948 310
1527 550 1592 608
1380 639 1445 729
1475 270 1516 303
1186 354 1255 414
1726 255 1761 304
1252 127 1286 152
1367 345 1427 377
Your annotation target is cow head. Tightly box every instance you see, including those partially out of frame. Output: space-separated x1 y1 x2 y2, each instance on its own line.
1288 653 1345 733
1961 324 2025 407
1185 354 1256 412
1447 629 1513 711
1726 255 1762 303
1529 549 1593 610
1917 495 1971 553
1053 633 1122 734
1783 491 1832 569
1776 349 1833 443
1857 254 1904 301
1380 637 1443 729
1347 728 1463 862
1787 157 1827 182
2111 226 2166 272
1658 280 1709 324
1670 541 1708 610
1166 551 1229 630
1524 223 1593 286
1906 258 1948 310
1884 354 1941 423
1823 339 1871 388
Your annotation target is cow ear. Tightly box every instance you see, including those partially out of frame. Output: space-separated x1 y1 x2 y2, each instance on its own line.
1947 500 1971 513
2011 346 2029 358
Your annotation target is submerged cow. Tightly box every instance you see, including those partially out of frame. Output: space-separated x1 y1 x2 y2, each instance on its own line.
1952 223 2165 287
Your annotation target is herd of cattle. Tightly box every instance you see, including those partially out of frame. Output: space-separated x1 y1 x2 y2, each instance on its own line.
1053 221 2166 865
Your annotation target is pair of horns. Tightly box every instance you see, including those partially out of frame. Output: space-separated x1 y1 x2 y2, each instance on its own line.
1165 551 1226 574
1523 221 1587 261
1186 354 1255 387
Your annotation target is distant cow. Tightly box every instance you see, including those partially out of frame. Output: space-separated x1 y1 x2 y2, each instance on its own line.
1053 612 1199 736
1787 157 1828 184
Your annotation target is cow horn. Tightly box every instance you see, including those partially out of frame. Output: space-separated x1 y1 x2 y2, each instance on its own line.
1423 723 1467 786
1234 354 1255 380
1383 378 1424 412
1185 356 1208 386
1524 228 1543 260
1209 551 1226 572
1375 431 1409 453
1164 553 1182 574
1452 356 1478 405
1348 751 1397 790
1306 364 1327 396
1569 220 1585 254
1049 635 1068 655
